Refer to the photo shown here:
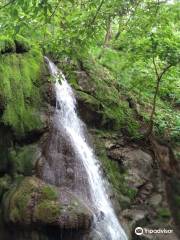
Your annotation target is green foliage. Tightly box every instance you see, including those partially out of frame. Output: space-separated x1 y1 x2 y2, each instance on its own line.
0 44 43 135
0 1 178 140
97 27 179 140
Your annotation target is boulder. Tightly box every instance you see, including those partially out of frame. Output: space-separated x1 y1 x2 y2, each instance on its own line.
108 147 153 188
3 177 93 230
122 209 148 230
149 194 162 208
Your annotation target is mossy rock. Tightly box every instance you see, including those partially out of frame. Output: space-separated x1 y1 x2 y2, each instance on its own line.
33 200 60 224
3 177 60 225
3 177 93 229
0 175 12 200
9 144 39 176
92 130 136 206
57 190 93 229
0 46 44 135
14 35 31 53
63 56 140 134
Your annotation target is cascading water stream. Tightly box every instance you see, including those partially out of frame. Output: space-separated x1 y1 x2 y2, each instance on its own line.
45 57 128 240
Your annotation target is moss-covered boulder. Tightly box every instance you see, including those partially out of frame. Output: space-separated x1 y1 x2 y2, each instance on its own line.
3 177 59 226
0 175 12 200
3 177 92 229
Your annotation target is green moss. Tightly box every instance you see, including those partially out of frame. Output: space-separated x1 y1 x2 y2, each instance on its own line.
7 177 37 223
158 208 171 219
77 91 100 108
93 131 137 206
34 200 60 223
100 154 137 203
9 145 38 176
40 185 58 201
66 56 140 135
0 36 16 54
0 47 43 135
82 58 123 128
0 175 12 200
3 177 60 225
3 177 92 229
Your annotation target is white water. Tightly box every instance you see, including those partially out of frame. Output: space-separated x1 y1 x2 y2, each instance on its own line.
45 57 128 240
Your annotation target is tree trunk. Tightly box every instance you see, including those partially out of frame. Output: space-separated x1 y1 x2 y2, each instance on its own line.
145 58 172 137
98 18 111 59
146 76 161 137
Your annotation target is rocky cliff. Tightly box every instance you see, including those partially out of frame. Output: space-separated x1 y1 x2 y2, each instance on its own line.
0 46 179 240
60 56 180 240
0 41 93 240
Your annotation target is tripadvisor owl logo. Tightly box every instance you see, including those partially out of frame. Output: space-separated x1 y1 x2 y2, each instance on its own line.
135 227 173 236
135 227 143 235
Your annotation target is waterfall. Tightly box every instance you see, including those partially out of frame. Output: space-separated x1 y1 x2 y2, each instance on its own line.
45 57 128 240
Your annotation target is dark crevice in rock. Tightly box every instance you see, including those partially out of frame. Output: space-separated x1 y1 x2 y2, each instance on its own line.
14 41 29 53
14 127 48 146
77 98 103 129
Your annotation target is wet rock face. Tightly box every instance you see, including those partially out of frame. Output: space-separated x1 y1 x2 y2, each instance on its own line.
3 177 93 230
37 113 92 207
76 71 95 94
33 112 94 233
77 98 103 128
